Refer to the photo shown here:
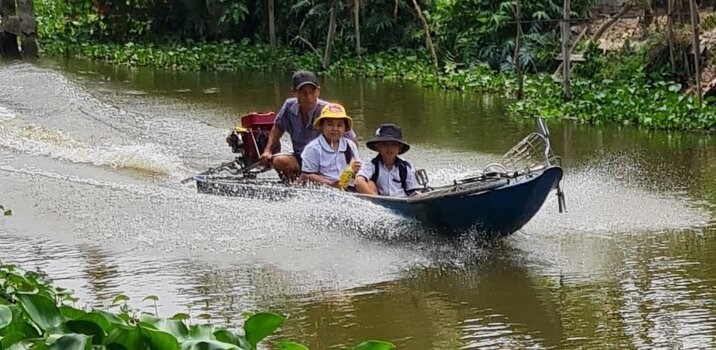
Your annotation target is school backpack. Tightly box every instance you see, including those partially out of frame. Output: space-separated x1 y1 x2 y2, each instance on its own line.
370 155 408 192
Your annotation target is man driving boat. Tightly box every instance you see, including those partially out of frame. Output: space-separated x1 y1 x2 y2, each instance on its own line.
259 70 356 181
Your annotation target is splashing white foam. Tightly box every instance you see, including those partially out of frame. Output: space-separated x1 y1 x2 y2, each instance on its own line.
0 121 183 175
522 167 711 236
0 105 17 122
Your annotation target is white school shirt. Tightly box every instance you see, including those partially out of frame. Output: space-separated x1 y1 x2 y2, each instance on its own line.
301 135 360 182
356 157 419 197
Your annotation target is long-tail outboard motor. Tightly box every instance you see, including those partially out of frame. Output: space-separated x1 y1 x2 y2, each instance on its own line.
183 112 281 184
226 129 244 154
226 112 280 166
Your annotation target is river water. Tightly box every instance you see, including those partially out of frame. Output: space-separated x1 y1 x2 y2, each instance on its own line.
1 59 715 349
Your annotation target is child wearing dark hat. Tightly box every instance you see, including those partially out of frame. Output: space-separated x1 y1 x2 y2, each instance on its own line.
355 124 420 197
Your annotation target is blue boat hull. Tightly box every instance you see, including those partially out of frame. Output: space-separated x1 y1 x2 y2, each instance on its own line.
194 166 563 237
360 166 563 236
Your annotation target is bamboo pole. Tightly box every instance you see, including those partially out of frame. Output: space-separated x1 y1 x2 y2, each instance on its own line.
323 0 338 68
514 0 523 100
354 0 361 58
268 0 275 50
562 0 571 101
552 26 587 78
689 0 702 107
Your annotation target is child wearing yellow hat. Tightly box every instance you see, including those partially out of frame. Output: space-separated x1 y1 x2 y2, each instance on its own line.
300 103 361 189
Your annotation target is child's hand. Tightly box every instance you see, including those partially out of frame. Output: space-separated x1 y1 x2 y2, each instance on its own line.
351 160 361 173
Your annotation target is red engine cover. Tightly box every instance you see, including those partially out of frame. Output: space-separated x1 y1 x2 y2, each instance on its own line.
239 112 276 164
241 112 276 129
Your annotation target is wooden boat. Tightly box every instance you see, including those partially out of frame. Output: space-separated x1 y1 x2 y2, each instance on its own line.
188 113 566 237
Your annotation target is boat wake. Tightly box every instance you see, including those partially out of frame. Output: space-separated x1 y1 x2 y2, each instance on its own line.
522 161 711 236
0 111 184 176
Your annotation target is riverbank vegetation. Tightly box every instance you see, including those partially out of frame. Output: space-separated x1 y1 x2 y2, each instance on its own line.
0 263 393 349
32 0 715 131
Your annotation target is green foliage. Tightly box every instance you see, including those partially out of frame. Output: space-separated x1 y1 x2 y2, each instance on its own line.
35 0 426 57
509 75 716 131
71 40 307 71
573 42 646 83
702 13 716 32
0 204 10 216
430 0 594 71
34 0 105 55
524 42 715 131
34 0 600 66
0 263 395 350
16 293 63 331
31 0 716 132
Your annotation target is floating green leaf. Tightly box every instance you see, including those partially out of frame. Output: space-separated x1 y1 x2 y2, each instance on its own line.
189 324 215 340
352 340 395 350
213 329 240 345
48 333 91 350
180 340 239 350
140 326 180 350
1 332 26 349
140 314 189 341
59 306 86 320
0 304 12 329
16 293 63 331
65 320 105 344
77 312 113 333
143 295 159 302
244 312 284 348
276 341 310 350
667 83 682 92
171 313 191 321
111 294 129 305
93 309 128 327
106 326 142 350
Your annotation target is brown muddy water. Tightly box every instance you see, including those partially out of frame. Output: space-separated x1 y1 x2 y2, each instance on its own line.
1 59 715 349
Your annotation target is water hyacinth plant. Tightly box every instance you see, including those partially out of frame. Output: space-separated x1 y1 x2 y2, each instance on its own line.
0 263 394 349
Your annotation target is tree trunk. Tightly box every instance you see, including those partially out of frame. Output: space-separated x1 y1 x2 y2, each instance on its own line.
17 0 37 58
590 4 631 43
689 0 702 107
411 0 438 70
639 1 653 38
268 0 276 49
354 0 361 57
562 0 571 101
323 0 338 68
514 0 523 99
203 0 219 40
1 0 20 57
667 0 676 69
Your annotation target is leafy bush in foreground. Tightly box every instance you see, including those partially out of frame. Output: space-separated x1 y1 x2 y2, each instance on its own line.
0 263 393 349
